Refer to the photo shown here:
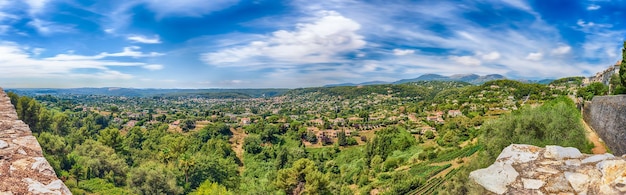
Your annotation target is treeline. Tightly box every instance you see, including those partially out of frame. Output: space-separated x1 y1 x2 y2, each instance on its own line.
286 81 469 99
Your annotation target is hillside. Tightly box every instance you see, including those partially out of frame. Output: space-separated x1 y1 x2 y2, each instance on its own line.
1 78 598 194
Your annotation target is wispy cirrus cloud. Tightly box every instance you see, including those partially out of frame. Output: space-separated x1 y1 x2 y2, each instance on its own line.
27 18 74 35
25 0 51 16
127 34 162 44
143 0 239 18
392 49 414 56
45 46 163 60
0 42 164 80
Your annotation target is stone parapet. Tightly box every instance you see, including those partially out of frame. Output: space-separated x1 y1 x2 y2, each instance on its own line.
470 144 626 195
0 88 71 194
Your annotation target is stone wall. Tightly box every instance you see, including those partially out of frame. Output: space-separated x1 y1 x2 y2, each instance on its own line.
0 88 70 194
470 144 626 194
583 95 626 155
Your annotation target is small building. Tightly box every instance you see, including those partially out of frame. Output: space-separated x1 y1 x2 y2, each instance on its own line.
448 110 463 117
426 116 439 122
329 131 338 138
127 120 138 128
316 131 325 140
241 118 251 125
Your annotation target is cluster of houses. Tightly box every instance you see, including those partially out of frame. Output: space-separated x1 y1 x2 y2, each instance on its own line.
426 110 463 124
583 60 621 86
315 130 353 140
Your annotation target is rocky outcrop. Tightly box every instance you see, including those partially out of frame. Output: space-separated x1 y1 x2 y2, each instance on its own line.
0 88 71 194
470 144 626 194
583 95 626 155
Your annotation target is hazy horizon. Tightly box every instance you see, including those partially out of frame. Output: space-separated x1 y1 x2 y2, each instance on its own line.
0 0 624 88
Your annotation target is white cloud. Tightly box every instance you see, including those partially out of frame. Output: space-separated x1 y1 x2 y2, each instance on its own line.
577 19 595 28
0 42 165 81
551 46 571 55
0 0 9 7
525 52 543 61
25 0 50 15
577 19 612 30
480 51 501 61
143 0 239 18
106 46 164 57
0 12 18 22
32 48 44 56
392 49 414 56
201 11 365 67
45 46 164 60
500 0 533 12
142 64 164 70
587 4 601 10
28 19 74 35
450 55 481 66
278 0 624 81
127 35 162 44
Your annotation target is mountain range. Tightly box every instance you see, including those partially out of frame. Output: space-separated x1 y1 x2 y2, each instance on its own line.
324 74 510 87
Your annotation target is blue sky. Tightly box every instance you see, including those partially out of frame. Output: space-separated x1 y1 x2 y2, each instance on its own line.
0 0 624 88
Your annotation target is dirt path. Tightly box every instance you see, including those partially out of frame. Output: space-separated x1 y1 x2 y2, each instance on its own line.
229 128 247 163
581 119 607 154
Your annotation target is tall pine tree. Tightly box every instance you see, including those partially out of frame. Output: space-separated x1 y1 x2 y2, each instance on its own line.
619 41 626 92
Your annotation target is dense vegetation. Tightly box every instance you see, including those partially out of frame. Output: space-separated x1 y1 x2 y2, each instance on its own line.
439 97 593 194
6 79 595 194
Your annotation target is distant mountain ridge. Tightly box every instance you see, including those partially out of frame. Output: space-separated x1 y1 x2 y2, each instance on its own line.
324 73 507 87
6 88 290 98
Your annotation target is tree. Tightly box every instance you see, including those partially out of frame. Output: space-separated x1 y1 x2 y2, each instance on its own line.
337 130 347 146
274 158 329 194
187 153 240 191
243 134 262 154
619 41 626 91
190 181 234 195
578 82 608 100
424 130 435 139
71 140 128 186
181 119 196 132
69 163 85 186
97 128 124 152
610 73 626 95
128 161 182 195
124 127 145 150
305 130 318 143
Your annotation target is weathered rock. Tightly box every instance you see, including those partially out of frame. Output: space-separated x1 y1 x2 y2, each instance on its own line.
0 88 70 194
564 172 589 194
582 153 614 164
0 140 7 149
496 144 541 164
470 144 626 195
522 178 544 190
544 145 583 159
469 162 519 194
